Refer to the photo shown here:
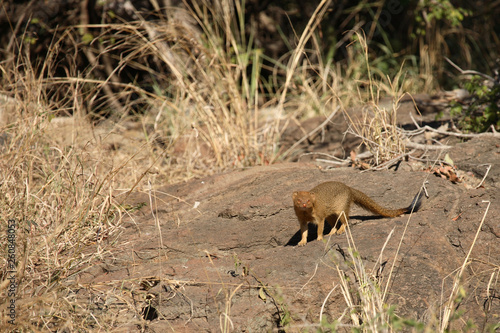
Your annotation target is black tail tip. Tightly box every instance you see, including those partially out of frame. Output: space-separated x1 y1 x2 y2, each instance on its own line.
407 191 424 213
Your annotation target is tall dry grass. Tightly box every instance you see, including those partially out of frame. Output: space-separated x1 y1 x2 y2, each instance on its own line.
322 198 493 332
0 44 151 329
342 33 411 166
0 0 441 330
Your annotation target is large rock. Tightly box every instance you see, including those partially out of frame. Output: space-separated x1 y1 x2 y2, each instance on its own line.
75 137 500 331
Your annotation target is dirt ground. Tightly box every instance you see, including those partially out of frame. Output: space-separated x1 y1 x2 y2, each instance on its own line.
67 96 500 332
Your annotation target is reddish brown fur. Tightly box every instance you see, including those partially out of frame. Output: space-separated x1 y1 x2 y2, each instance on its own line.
292 181 421 246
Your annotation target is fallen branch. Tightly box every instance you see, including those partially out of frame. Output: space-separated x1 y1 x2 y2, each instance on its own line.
405 141 452 150
314 151 374 167
315 158 349 166
407 113 500 138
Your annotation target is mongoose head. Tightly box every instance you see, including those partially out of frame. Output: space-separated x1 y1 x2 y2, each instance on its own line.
292 191 315 211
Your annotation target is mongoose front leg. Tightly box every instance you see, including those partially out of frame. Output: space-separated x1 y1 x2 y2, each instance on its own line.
298 221 308 246
316 218 325 241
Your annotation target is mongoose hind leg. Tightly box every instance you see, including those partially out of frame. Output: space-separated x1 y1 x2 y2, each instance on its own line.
336 224 346 234
335 212 349 234
325 215 341 235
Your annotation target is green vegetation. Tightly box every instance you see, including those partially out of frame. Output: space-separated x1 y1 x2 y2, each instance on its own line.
450 76 500 132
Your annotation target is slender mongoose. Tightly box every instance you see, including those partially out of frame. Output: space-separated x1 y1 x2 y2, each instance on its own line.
292 181 423 246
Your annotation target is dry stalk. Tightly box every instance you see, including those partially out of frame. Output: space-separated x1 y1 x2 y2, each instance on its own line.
439 200 491 332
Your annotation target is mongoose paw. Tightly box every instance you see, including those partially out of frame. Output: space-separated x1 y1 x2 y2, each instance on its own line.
298 240 307 246
327 228 338 235
316 235 323 241
335 228 345 235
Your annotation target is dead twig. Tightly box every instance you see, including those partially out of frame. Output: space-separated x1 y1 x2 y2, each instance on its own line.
475 164 492 189
445 57 496 83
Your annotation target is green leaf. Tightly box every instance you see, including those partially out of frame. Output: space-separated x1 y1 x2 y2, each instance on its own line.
82 33 93 45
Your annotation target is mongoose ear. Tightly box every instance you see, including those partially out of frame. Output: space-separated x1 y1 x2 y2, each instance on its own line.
310 193 316 201
292 191 298 199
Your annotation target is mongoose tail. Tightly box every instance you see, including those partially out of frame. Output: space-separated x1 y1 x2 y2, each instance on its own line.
406 190 424 213
351 188 423 217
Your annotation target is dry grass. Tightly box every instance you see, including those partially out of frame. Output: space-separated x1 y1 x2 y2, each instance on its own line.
321 187 494 332
0 0 444 330
439 200 492 332
0 54 150 330
324 211 396 332
342 33 414 166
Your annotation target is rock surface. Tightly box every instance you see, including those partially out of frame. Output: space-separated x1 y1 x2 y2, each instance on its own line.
74 136 500 332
